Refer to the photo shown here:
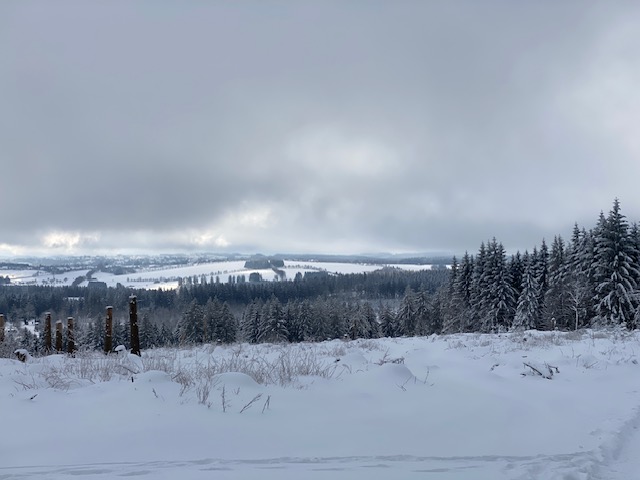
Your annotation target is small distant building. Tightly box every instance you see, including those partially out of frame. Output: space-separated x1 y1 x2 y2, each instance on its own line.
87 280 107 289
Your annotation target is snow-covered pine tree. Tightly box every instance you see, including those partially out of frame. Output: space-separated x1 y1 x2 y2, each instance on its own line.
326 299 347 340
485 239 516 332
379 305 398 338
413 289 431 336
397 286 417 336
139 314 153 349
297 299 316 341
512 256 540 331
283 301 300 342
240 300 262 343
160 322 175 347
469 242 489 331
441 256 460 333
365 302 381 339
453 252 474 332
258 296 289 343
348 303 371 339
304 299 327 342
428 290 444 334
175 300 204 345
204 297 222 343
216 302 237 343
566 225 592 330
533 239 549 318
542 236 572 330
592 199 640 327
509 251 525 302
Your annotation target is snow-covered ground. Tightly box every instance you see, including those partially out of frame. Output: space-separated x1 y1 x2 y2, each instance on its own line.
2 329 639 479
2 260 432 290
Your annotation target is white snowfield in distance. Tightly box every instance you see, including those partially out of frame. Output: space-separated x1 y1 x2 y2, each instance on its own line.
1 329 639 479
2 260 435 290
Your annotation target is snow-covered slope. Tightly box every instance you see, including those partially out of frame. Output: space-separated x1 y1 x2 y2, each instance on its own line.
1 329 639 479
4 260 432 290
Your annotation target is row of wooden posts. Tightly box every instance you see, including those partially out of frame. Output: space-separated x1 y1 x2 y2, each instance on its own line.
0 295 141 357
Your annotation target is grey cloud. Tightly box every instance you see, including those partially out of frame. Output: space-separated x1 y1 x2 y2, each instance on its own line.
1 1 639 256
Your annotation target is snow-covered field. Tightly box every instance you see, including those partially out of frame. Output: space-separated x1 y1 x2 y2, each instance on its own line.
2 260 432 290
2 329 639 479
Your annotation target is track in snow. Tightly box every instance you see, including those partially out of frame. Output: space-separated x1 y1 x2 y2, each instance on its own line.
591 400 640 480
0 452 603 480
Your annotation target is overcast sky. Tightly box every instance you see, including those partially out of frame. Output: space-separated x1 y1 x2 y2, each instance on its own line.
1 1 639 258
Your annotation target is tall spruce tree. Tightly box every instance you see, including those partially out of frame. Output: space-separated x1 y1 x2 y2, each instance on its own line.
469 243 489 331
485 239 516 331
441 257 460 334
454 252 474 332
592 199 640 326
509 251 525 302
534 239 549 319
380 305 398 338
397 286 417 335
566 225 593 330
513 255 540 330
543 236 572 330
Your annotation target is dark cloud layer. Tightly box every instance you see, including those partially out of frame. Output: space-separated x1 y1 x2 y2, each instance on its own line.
1 1 639 256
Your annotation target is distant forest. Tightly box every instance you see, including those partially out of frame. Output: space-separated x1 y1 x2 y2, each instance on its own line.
0 267 447 356
1 199 639 356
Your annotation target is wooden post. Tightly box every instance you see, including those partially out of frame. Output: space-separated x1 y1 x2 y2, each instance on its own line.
129 296 140 356
67 317 75 355
105 306 113 354
0 314 4 343
55 320 63 353
44 312 52 354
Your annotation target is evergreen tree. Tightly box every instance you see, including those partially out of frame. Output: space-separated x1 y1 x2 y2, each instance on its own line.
258 296 289 343
513 261 540 331
325 299 347 340
413 289 430 335
349 303 371 340
566 225 591 330
379 305 398 338
485 239 516 331
397 286 417 335
297 300 315 341
469 243 489 330
509 251 525 302
139 314 153 349
441 257 460 333
240 300 262 343
305 299 327 342
176 300 204 345
284 301 302 343
534 239 550 317
453 252 474 332
160 322 175 346
543 236 572 329
592 199 640 326
216 302 237 343
204 297 222 343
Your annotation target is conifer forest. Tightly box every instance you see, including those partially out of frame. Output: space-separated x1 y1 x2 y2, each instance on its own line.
1 199 639 356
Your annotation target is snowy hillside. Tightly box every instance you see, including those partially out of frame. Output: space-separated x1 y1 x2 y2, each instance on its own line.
2 329 640 479
2 260 432 290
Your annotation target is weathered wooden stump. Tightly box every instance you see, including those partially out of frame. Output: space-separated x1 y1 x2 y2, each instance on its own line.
105 306 113 354
129 296 140 356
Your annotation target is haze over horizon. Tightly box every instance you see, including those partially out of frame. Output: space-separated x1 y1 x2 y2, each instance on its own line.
2 1 639 258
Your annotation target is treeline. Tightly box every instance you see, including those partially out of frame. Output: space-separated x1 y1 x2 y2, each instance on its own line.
150 284 442 347
440 199 640 332
179 268 446 306
0 268 448 355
